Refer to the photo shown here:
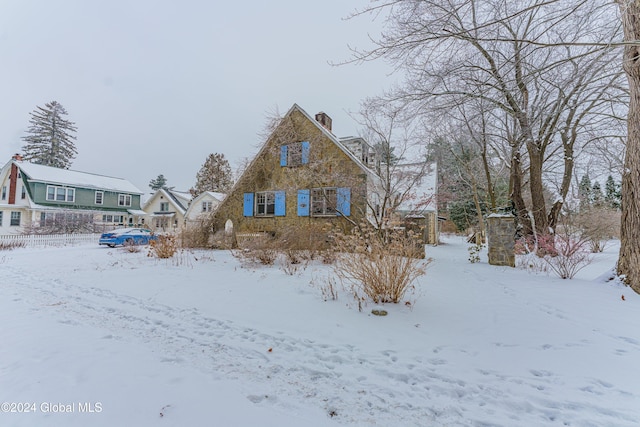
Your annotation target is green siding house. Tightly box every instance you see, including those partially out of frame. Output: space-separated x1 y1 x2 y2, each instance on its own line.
0 155 144 234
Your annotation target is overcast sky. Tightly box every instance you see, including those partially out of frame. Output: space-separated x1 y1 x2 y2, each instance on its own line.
0 0 393 192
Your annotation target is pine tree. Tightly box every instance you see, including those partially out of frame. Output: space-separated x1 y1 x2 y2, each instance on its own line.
578 174 592 210
605 175 621 210
21 101 78 169
191 153 233 196
591 181 604 207
149 174 168 191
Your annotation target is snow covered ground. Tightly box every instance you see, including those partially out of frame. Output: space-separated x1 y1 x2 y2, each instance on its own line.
1 235 638 427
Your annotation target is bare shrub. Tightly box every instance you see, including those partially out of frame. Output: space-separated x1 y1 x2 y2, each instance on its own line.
278 223 332 258
123 239 142 253
0 241 26 251
320 249 337 265
539 233 592 279
331 226 429 304
233 233 278 266
179 223 212 249
149 234 178 259
572 207 620 253
321 277 339 301
279 252 304 276
170 249 194 268
516 226 592 279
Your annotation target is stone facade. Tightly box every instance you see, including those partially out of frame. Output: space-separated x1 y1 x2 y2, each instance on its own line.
213 104 378 238
487 214 516 267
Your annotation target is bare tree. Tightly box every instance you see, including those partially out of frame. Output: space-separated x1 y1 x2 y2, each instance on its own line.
353 98 433 231
347 0 624 238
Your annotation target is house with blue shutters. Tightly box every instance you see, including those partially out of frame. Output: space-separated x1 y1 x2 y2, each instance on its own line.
212 104 384 240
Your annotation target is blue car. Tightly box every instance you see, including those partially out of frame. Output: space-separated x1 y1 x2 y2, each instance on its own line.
99 228 157 247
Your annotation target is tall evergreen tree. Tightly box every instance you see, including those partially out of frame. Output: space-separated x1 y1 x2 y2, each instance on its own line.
591 182 604 207
605 175 621 210
21 101 78 169
578 175 592 210
149 174 168 191
191 153 233 196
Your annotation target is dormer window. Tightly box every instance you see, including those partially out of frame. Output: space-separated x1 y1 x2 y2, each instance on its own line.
46 185 74 202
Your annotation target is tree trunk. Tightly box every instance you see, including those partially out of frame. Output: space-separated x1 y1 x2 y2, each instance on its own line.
510 147 532 237
527 146 548 236
548 139 575 232
618 1 640 294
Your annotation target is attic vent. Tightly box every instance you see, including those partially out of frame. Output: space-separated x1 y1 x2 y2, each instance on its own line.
315 112 332 132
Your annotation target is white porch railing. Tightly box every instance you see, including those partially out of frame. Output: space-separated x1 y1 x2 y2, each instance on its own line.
0 233 101 247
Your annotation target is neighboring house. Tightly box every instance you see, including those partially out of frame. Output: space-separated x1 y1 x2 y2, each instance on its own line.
392 162 439 245
0 155 145 234
213 104 385 240
185 191 226 225
142 188 192 231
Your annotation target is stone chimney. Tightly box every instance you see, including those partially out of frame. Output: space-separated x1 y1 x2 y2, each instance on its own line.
315 112 332 132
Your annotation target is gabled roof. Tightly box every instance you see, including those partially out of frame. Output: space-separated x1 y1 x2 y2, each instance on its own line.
220 103 384 208
198 191 226 202
143 188 193 214
14 160 143 194
166 190 192 211
289 104 380 180
185 191 226 218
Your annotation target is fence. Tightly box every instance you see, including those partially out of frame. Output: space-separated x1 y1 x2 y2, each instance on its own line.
0 233 101 248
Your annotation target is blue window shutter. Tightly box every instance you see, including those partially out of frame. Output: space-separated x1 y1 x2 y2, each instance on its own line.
301 141 310 164
243 193 254 217
275 191 286 216
280 145 288 166
337 187 351 216
297 189 310 217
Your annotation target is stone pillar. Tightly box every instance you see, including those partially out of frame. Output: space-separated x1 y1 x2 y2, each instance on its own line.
487 214 515 267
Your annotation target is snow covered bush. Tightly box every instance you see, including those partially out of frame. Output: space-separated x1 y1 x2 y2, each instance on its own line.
331 226 429 305
468 243 483 263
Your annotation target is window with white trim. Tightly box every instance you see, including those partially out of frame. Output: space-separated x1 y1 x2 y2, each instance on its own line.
202 201 213 212
10 211 20 226
311 188 337 216
0 211 3 225
95 191 104 205
21 186 26 199
160 202 169 212
1 186 6 200
256 191 276 216
118 194 132 207
46 185 75 202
